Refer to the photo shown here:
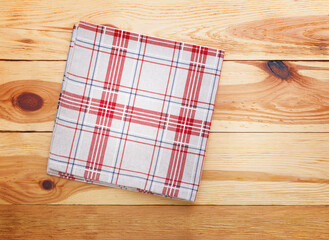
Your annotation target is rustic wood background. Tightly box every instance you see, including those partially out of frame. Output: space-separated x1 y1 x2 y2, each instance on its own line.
1 0 329 239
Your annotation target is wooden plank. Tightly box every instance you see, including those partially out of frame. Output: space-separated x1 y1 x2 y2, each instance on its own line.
0 132 328 205
0 0 328 60
1 205 329 239
1 60 328 132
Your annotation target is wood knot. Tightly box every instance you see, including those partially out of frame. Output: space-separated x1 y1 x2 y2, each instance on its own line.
41 180 55 190
15 92 43 111
19 38 35 44
267 61 290 80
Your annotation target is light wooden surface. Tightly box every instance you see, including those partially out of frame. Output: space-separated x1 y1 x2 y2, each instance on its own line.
1 206 328 240
0 0 329 239
1 0 329 60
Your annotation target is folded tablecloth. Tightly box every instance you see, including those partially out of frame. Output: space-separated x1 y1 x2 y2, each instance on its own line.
47 21 224 201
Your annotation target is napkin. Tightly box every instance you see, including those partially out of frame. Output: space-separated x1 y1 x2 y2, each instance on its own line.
47 21 224 201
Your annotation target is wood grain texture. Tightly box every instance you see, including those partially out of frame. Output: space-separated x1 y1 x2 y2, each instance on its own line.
1 205 329 240
0 0 328 60
1 60 328 131
1 0 329 237
1 132 328 205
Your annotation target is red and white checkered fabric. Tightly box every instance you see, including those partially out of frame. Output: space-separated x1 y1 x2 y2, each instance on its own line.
47 21 224 201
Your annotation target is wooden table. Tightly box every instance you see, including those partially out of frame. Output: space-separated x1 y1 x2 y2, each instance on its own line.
1 0 329 239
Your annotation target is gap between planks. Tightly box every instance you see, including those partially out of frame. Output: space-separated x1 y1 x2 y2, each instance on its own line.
1 205 329 240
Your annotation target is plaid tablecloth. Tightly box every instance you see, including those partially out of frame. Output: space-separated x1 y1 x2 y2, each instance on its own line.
47 21 224 201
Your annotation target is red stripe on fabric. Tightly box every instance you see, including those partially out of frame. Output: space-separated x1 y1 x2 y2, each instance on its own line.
65 25 99 173
50 151 199 187
168 89 195 196
93 31 130 180
106 28 139 42
55 121 205 157
83 27 108 179
143 42 178 190
172 47 208 197
67 70 214 106
114 36 148 184
141 38 178 50
58 172 75 180
84 28 130 180
59 93 204 137
59 102 87 112
90 29 122 179
73 43 218 77
61 95 204 130
183 44 217 57
162 45 198 196
84 27 117 179
61 90 90 103
173 47 208 197
78 22 103 33
163 45 208 198
170 46 203 196
194 50 224 200
60 94 125 117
